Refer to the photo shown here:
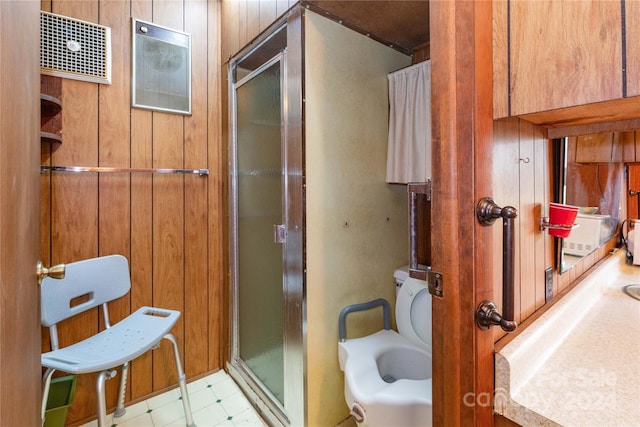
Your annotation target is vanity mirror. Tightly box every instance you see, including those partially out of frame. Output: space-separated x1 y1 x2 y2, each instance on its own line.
555 134 625 273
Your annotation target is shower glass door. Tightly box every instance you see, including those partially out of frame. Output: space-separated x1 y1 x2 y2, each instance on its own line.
230 20 304 426
234 56 285 404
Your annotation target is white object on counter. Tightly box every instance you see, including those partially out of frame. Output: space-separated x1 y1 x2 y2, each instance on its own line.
633 226 640 266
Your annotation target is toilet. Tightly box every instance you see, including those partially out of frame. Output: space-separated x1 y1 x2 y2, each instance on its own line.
338 271 433 427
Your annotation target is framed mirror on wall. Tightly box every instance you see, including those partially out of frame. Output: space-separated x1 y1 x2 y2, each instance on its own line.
554 134 626 273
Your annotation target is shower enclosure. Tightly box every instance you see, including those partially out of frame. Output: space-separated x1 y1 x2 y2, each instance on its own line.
228 18 304 427
228 7 412 426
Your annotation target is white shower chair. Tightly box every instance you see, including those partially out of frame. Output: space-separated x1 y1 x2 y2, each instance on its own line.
40 254 195 427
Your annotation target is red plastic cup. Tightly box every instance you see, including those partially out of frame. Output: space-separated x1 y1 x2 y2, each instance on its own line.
548 203 579 238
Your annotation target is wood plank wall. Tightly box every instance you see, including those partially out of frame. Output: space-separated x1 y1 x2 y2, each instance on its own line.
493 121 637 344
492 118 554 342
220 0 296 63
39 1 223 424
571 131 639 163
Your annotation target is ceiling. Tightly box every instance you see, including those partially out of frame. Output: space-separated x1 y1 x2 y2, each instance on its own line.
302 1 430 56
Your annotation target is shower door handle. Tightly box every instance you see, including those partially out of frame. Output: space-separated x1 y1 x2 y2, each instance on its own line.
273 224 286 244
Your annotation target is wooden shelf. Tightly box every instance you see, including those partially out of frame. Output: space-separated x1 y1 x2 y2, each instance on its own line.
40 75 62 144
40 93 61 118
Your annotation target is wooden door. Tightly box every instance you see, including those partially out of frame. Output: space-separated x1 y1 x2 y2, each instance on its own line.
0 1 43 426
430 1 495 425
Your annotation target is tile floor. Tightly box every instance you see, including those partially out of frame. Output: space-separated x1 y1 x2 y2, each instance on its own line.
80 370 266 427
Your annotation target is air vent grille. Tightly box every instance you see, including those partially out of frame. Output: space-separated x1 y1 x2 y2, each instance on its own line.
40 11 111 84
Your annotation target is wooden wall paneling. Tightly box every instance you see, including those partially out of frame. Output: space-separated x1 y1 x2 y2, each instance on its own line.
184 0 210 377
260 0 277 33
49 0 101 422
238 0 249 55
221 0 241 62
492 118 521 342
247 0 261 44
150 0 187 392
518 120 537 321
490 118 552 335
276 0 290 17
129 0 155 404
152 172 185 390
612 131 635 163
209 0 225 371
492 0 508 119
536 129 551 310
575 133 614 163
98 0 133 409
567 136 578 163
221 0 289 62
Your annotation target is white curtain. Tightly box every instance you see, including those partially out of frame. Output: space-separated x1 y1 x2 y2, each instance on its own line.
386 60 431 184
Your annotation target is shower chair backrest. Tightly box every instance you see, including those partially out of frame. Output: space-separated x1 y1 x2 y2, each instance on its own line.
41 254 131 328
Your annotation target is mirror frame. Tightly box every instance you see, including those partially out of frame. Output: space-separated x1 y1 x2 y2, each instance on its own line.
552 137 566 271
554 136 624 274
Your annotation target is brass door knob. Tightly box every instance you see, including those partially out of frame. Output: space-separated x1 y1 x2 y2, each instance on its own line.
36 261 65 285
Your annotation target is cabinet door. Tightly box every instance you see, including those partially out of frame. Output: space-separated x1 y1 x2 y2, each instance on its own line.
626 1 640 97
494 0 622 118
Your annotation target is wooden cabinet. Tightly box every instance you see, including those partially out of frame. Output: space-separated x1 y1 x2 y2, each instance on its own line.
493 0 640 128
626 1 640 97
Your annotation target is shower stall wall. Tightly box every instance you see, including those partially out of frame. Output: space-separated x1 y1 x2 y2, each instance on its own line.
228 7 410 426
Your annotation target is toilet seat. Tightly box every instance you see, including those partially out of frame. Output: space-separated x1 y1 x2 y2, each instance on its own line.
338 276 433 426
395 277 431 353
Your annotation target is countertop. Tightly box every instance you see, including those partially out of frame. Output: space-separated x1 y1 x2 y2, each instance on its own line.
495 250 640 426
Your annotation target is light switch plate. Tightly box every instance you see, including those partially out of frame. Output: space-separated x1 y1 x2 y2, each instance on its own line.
544 267 553 303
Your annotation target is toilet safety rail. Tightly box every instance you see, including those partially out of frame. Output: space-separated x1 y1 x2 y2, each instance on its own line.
474 197 518 333
338 298 390 342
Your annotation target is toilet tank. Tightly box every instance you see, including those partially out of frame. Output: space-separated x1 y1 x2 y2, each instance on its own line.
394 265 429 294
394 266 409 290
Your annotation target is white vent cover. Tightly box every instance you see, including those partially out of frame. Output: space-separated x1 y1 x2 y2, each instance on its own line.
40 11 112 85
